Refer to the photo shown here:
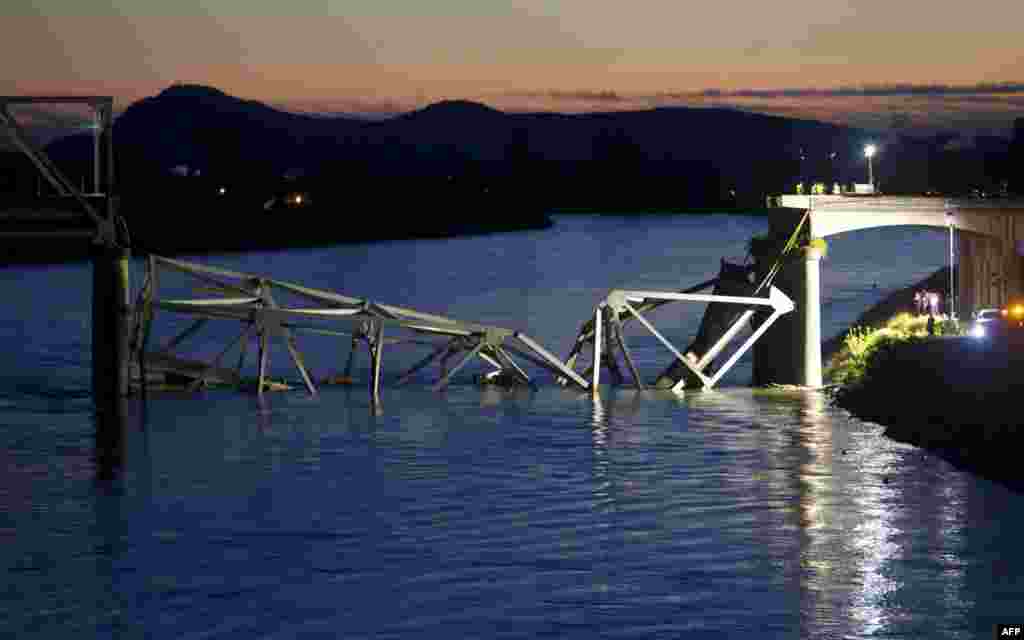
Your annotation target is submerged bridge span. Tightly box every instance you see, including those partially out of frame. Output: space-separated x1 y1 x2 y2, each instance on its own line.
7 94 1024 409
759 195 1024 388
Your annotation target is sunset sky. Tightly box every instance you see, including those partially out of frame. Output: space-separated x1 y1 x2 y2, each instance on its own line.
4 0 1024 134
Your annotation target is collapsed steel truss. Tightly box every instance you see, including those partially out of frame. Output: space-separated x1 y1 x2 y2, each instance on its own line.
4 94 798 408
131 254 795 404
131 255 589 406
559 282 795 394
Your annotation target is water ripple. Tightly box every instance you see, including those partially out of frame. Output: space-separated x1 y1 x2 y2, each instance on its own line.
2 218 1020 638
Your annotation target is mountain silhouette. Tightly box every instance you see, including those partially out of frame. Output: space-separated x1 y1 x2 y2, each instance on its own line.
3 84 1013 260
41 84 875 195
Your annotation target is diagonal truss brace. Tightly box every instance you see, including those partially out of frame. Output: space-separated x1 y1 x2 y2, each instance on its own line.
578 285 794 394
133 255 591 404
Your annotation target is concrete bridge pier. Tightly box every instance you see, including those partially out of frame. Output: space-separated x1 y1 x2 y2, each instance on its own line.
91 245 131 404
752 245 824 388
753 195 1024 388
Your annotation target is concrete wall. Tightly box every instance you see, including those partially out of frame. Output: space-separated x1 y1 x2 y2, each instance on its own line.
958 218 1024 317
958 233 1001 314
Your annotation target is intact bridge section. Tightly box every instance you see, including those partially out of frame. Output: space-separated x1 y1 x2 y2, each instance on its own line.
758 195 1024 388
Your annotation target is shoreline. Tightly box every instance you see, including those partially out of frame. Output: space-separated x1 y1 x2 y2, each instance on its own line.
0 207 775 268
824 266 1024 492
551 206 774 216
822 266 953 369
0 215 556 268
831 335 1024 492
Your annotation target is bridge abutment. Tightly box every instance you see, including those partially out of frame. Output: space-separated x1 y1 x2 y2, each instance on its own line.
758 196 1024 387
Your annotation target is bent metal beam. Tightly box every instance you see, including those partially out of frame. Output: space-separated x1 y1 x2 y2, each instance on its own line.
133 256 591 409
560 284 795 393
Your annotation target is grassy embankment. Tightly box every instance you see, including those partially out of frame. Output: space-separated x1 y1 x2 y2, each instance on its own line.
822 267 958 383
826 267 1024 491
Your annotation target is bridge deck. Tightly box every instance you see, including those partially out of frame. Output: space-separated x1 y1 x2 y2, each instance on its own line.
774 195 1024 238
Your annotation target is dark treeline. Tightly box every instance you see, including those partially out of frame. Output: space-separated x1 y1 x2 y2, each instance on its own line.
1 85 1022 260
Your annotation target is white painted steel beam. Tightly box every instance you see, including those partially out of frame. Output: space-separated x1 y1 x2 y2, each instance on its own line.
582 285 798 393
513 333 589 390
264 288 318 397
705 306 788 389
141 255 594 402
621 300 712 391
592 305 603 395
696 309 755 371
157 297 261 306
620 291 779 307
370 322 384 405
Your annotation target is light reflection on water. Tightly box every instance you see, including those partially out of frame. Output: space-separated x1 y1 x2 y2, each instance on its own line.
2 215 1023 638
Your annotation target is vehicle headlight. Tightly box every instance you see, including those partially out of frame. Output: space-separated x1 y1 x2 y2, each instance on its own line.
971 325 986 338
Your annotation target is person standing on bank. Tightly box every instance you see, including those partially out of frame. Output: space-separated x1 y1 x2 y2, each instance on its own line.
927 313 936 336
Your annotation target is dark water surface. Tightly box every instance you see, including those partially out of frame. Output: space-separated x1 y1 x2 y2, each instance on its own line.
2 215 1021 638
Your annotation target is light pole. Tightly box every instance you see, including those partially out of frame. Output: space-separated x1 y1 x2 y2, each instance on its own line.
946 210 956 320
864 144 877 191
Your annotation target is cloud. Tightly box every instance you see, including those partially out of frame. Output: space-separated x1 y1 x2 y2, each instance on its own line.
269 97 410 119
493 82 1024 136
517 90 627 103
694 82 1024 99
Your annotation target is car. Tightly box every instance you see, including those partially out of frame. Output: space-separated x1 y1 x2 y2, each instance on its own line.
1003 303 1024 329
970 308 1003 338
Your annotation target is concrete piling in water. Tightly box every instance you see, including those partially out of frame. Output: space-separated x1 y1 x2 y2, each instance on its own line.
91 244 131 478
752 244 823 388
800 246 824 387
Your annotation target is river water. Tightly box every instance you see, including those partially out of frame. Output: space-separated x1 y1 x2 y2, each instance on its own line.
2 214 1021 638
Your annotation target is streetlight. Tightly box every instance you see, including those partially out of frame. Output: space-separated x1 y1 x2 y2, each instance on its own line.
946 210 956 320
864 144 877 191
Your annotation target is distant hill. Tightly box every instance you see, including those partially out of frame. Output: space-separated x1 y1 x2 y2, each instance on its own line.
46 84 364 179
3 84 1015 259
38 84 872 197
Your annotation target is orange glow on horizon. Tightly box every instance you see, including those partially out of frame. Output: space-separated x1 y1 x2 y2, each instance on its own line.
2 8 1022 134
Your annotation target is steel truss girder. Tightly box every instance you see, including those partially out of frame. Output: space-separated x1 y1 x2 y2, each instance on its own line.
568 285 795 394
134 255 590 406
